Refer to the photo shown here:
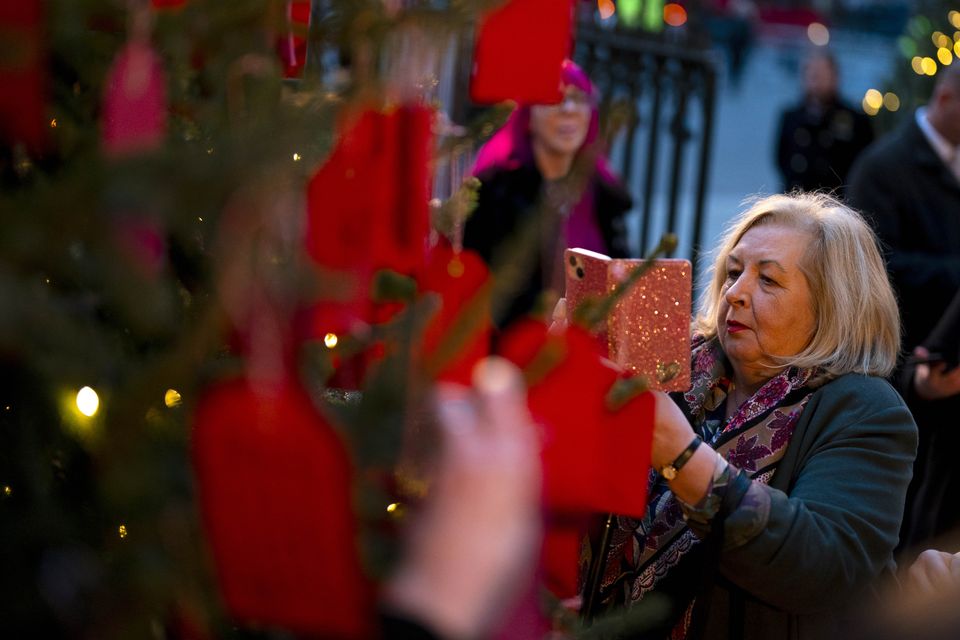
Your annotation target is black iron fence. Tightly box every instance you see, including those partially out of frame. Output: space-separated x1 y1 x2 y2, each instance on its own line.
575 22 718 275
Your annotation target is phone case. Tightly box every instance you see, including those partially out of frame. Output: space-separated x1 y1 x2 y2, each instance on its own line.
565 248 692 391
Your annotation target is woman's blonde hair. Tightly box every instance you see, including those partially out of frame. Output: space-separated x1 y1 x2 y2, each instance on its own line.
693 192 900 378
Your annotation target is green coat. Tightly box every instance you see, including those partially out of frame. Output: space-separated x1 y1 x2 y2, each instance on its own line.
696 373 918 640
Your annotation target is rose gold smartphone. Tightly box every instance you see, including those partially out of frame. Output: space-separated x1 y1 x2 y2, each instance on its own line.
564 248 692 391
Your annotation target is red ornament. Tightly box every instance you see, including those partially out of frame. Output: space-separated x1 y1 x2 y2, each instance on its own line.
470 0 575 105
150 0 188 9
418 242 492 385
498 320 655 597
303 105 433 341
191 377 372 637
276 1 311 78
101 40 168 157
0 0 47 154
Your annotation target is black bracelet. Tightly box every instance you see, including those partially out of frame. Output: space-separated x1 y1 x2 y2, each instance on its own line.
660 435 703 480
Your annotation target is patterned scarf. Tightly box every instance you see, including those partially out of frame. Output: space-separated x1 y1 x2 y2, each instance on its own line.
597 336 821 609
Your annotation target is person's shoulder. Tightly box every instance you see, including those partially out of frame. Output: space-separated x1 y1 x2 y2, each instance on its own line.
859 118 918 159
812 374 911 421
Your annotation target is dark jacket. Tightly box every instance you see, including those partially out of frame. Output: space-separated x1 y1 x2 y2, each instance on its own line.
463 162 631 328
847 116 960 548
776 96 873 194
666 374 916 640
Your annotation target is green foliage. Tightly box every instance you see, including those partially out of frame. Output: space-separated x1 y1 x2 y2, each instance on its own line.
875 1 960 133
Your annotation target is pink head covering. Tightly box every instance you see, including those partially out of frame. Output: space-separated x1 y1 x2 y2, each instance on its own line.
472 60 619 253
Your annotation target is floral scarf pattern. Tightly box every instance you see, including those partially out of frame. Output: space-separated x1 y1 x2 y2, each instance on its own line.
598 336 820 606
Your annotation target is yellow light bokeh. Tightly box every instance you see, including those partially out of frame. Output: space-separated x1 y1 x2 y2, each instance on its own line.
912 56 925 74
292 153 301 161
386 502 399 513
164 389 182 408
934 32 951 48
883 92 901 112
118 524 128 539
864 89 883 111
49 118 57 128
807 22 830 46
938 47 954 65
955 41 960 58
3 485 11 497
921 57 938 76
862 96 880 116
597 0 615 20
76 386 99 417
324 332 339 349
951 11 960 30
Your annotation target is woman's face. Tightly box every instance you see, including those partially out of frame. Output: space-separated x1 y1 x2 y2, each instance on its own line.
528 86 592 159
716 222 817 386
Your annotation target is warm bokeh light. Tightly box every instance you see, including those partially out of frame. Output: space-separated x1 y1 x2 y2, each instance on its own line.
933 31 950 48
164 388 182 408
911 56 925 74
292 152 301 161
938 47 954 66
76 386 99 417
807 22 830 46
118 524 128 539
49 118 57 128
862 96 879 116
951 10 960 30
3 485 11 497
864 89 883 111
883 92 901 112
663 3 687 27
921 56 938 76
324 332 339 348
955 41 960 58
598 0 616 20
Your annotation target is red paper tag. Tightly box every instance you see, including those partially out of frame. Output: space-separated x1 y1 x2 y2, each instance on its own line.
303 105 434 347
470 0 575 105
0 1 47 153
192 377 372 637
276 1 311 78
498 320 655 597
418 242 492 385
101 40 168 157
498 320 655 517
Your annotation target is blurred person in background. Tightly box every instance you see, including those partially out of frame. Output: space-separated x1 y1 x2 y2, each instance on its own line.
847 63 960 555
464 59 631 330
775 50 873 194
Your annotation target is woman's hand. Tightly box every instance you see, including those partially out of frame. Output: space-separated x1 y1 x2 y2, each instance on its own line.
650 390 717 505
384 357 542 639
912 346 960 401
906 549 960 596
650 390 697 470
549 297 568 333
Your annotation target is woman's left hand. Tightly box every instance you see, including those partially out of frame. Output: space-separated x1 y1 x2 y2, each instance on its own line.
650 390 717 505
650 390 697 470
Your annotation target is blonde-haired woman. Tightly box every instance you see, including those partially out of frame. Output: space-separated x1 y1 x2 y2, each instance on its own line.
596 193 917 640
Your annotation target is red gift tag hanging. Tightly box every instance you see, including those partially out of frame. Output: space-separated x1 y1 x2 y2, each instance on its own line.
101 36 168 157
276 0 311 78
192 376 373 638
470 0 575 105
498 320 656 597
304 105 434 343
418 241 492 385
0 0 47 155
150 0 187 9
